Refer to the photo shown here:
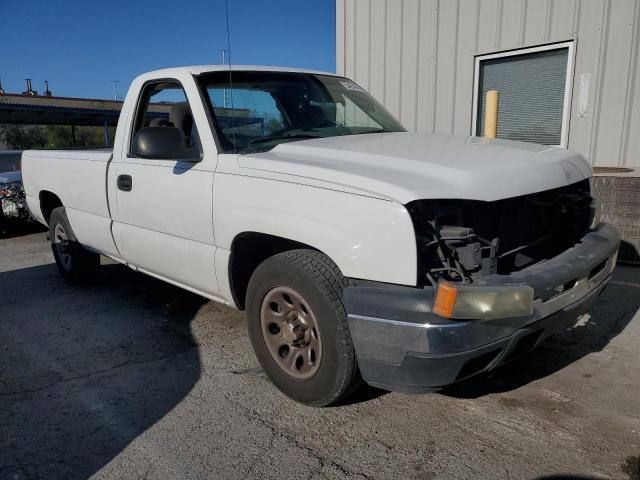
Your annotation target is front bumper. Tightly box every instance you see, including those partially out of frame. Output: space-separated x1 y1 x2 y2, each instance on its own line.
344 223 620 393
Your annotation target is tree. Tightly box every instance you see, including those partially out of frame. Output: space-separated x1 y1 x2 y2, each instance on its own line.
0 124 112 150
42 125 73 149
0 124 46 150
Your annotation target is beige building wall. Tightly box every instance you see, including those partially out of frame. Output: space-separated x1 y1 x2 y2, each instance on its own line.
337 0 640 167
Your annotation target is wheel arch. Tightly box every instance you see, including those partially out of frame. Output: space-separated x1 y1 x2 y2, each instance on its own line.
39 190 63 224
228 231 331 310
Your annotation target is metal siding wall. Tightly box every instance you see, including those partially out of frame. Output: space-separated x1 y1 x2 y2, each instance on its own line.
499 0 526 49
416 0 438 132
400 0 420 130
344 0 356 80
434 0 458 133
384 1 403 118
592 1 635 166
337 0 640 167
369 0 387 102
524 0 551 46
567 0 605 159
624 2 640 167
549 0 578 42
453 1 477 134
355 0 371 84
476 0 500 53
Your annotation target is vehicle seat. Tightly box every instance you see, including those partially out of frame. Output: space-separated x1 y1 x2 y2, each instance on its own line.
149 117 171 127
169 102 196 146
298 104 329 129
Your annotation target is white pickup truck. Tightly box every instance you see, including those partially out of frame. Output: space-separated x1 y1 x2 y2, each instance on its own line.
22 66 619 406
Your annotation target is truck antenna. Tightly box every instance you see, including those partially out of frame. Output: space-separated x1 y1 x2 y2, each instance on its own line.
225 0 236 153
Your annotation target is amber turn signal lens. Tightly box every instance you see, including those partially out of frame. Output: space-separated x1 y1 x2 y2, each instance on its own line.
433 282 457 318
433 282 534 320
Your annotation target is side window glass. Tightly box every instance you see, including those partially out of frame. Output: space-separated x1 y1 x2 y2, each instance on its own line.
130 81 201 159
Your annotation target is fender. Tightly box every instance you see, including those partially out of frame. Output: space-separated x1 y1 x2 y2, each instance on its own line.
212 172 418 289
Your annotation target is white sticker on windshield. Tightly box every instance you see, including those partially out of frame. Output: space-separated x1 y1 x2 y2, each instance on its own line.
340 81 366 93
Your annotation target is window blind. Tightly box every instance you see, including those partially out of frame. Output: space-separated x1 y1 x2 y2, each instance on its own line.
476 48 569 145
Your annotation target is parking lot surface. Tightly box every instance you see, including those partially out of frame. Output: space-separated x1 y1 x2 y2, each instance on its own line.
1 231 639 480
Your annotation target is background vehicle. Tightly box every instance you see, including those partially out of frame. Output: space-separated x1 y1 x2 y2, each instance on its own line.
0 151 32 229
21 66 619 406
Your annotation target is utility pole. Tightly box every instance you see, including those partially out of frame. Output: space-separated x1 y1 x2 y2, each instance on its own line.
111 80 119 101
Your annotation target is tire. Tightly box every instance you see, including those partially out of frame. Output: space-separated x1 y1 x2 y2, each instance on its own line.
246 249 362 407
49 207 99 283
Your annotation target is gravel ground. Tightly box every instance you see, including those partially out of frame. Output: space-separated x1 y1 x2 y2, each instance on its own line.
1 230 639 480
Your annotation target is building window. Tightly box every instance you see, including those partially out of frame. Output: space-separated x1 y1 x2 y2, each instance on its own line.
472 42 574 147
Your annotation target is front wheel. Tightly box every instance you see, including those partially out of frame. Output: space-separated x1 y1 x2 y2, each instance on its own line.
246 249 362 407
49 207 99 283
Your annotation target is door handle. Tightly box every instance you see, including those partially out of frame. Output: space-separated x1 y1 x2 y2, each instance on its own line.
117 174 132 192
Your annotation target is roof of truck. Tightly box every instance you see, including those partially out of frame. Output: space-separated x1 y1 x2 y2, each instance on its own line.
142 65 341 78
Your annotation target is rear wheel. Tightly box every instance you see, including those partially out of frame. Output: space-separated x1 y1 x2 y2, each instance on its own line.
49 207 99 283
246 249 362 406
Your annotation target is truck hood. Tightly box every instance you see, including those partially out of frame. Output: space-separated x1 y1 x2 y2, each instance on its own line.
238 133 591 203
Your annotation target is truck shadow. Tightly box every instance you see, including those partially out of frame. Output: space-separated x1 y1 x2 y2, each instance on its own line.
0 221 47 239
0 262 206 480
442 266 639 399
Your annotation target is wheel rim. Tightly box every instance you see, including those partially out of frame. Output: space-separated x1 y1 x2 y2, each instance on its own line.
53 223 72 271
259 286 322 380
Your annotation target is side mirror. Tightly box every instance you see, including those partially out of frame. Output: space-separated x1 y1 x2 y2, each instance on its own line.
132 127 200 161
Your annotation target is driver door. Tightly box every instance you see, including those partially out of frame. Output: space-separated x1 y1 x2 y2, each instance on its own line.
110 79 220 298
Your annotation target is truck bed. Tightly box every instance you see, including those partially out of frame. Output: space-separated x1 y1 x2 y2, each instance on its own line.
21 148 119 257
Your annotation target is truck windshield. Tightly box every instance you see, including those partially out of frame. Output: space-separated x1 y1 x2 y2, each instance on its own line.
197 71 405 153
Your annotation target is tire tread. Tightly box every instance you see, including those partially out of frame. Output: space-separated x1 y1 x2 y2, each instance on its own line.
49 207 99 283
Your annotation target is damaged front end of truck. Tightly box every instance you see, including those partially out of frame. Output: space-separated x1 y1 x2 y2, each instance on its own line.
344 178 620 393
408 179 597 287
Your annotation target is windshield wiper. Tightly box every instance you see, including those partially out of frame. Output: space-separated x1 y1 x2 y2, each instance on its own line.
355 128 386 135
248 131 324 145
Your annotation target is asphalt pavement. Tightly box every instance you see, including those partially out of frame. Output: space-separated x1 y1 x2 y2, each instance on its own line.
1 230 639 480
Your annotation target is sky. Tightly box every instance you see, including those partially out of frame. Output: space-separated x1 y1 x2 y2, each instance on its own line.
0 0 336 100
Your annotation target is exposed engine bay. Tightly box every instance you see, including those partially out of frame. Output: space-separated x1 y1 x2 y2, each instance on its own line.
407 179 594 286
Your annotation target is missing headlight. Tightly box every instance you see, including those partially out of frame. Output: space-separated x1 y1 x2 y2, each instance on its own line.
406 179 592 287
